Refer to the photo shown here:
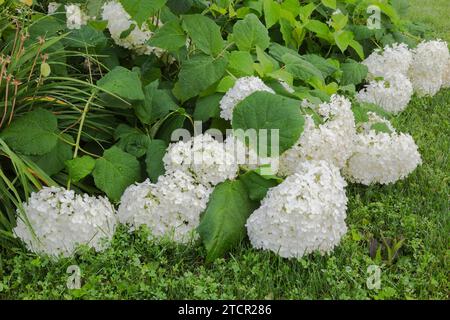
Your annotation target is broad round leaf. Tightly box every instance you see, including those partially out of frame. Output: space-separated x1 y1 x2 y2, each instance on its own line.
173 54 228 102
30 134 73 176
232 92 304 155
65 155 96 182
93 146 141 202
148 19 187 52
182 14 225 56
232 13 270 52
97 66 145 101
1 108 58 156
341 60 368 85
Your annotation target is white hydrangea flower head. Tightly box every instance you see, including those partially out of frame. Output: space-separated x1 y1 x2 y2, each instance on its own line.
163 134 239 186
219 76 275 121
14 187 117 258
343 120 422 185
101 1 164 56
117 170 212 243
356 73 413 114
279 95 356 175
65 4 89 30
246 160 348 259
362 42 413 79
409 40 450 96
48 2 60 14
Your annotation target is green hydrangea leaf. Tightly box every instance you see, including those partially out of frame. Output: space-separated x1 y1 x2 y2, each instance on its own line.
198 180 258 262
1 108 58 156
148 19 187 52
97 66 145 101
193 93 223 121
227 51 254 77
145 139 167 183
340 59 368 85
30 134 74 176
114 124 151 158
232 91 304 155
321 0 336 9
263 0 281 28
182 14 225 56
282 53 324 82
173 54 228 102
93 146 141 202
232 13 270 52
240 170 280 201
136 80 178 124
65 155 96 182
119 0 167 27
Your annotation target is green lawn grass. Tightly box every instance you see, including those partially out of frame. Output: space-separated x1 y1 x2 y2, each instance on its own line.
407 0 450 42
0 2 449 299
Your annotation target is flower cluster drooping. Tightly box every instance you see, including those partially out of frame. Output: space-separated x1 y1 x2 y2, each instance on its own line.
118 170 212 243
358 43 414 113
409 40 450 96
362 43 413 79
163 134 239 186
246 160 348 258
356 73 414 114
358 40 450 113
14 187 117 258
101 1 165 56
279 95 356 175
219 76 275 121
343 117 422 185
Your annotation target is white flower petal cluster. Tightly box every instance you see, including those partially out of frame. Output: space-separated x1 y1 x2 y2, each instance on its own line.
118 170 212 243
13 187 117 258
65 4 89 30
344 120 422 185
219 76 275 121
356 73 413 114
362 43 413 79
246 160 348 259
163 134 239 186
101 1 164 56
279 95 356 175
409 40 450 96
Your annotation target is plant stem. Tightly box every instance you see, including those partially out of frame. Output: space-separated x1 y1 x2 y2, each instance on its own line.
67 90 96 190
